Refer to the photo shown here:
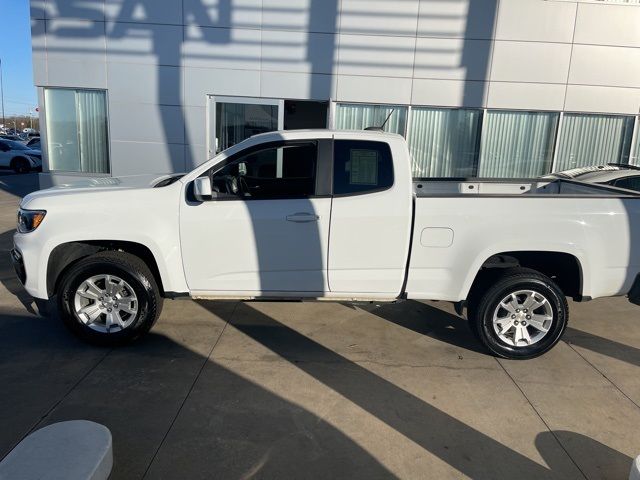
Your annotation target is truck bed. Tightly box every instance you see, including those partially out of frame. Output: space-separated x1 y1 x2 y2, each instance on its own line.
413 178 640 197
406 178 640 304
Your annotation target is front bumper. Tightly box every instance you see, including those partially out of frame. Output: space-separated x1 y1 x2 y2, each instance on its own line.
10 248 26 285
12 231 47 299
629 274 640 306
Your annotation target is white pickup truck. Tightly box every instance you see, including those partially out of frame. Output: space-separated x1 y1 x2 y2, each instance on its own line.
12 130 640 359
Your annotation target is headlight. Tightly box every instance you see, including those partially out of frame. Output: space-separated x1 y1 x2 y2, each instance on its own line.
17 209 46 233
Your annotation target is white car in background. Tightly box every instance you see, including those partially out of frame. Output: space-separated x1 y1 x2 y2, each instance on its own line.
545 164 640 193
0 139 42 174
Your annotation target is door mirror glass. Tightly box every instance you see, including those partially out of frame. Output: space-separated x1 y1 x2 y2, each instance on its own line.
193 176 213 201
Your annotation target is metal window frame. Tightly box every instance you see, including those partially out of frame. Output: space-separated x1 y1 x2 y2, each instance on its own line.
550 111 565 173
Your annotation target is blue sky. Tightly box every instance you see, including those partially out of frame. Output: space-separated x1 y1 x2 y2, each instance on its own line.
0 0 37 117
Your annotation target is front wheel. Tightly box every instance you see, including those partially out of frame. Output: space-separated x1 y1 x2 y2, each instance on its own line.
468 269 568 359
57 251 163 345
12 157 30 174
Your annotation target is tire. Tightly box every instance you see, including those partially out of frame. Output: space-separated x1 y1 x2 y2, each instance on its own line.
57 251 163 346
467 268 568 360
11 157 30 174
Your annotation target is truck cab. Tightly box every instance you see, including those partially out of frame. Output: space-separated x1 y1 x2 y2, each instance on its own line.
180 130 412 299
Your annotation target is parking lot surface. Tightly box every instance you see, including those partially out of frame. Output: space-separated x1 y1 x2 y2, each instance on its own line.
1 174 639 479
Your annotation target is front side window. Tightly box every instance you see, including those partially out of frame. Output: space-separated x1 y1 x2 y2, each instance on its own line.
44 88 109 173
333 140 394 195
211 142 317 199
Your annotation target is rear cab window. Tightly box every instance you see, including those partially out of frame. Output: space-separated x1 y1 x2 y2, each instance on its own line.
333 140 394 195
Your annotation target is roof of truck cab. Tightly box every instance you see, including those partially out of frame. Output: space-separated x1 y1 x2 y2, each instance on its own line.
249 129 404 142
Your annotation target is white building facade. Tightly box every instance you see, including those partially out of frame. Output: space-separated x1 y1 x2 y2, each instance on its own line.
30 0 640 185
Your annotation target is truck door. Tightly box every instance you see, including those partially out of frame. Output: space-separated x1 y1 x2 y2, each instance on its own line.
180 140 332 295
328 136 413 295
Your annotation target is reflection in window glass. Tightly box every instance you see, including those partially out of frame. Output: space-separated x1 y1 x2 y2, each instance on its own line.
44 88 109 173
216 103 278 153
554 113 634 171
479 111 559 178
408 107 481 178
335 103 407 135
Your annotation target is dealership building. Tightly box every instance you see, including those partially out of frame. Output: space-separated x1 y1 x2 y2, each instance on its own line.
30 0 640 185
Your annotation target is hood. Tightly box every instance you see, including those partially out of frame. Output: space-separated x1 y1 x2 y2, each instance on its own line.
49 173 179 190
20 173 184 207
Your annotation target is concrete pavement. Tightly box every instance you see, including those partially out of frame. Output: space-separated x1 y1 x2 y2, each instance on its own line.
0 174 639 479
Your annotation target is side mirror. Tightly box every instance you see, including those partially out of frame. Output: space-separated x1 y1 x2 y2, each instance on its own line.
193 176 213 201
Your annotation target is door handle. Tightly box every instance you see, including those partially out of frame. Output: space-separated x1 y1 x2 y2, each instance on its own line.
286 212 319 223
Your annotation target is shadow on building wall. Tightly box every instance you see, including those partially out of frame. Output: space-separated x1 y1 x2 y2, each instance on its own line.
31 0 497 174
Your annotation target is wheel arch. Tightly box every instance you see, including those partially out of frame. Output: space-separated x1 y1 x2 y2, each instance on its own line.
47 240 166 298
10 155 30 168
465 250 584 301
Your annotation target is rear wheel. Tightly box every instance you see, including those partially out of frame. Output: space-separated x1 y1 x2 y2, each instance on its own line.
467 269 568 359
11 157 30 174
57 251 163 345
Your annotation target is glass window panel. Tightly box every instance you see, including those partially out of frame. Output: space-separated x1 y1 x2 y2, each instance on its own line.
212 143 317 198
335 103 407 135
44 88 109 174
554 113 634 171
613 176 640 193
630 119 639 166
215 103 278 153
333 140 394 195
478 111 558 178
408 107 481 178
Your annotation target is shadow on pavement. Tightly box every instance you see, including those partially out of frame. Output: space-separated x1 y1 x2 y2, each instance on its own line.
196 300 632 479
358 300 487 355
565 325 640 369
0 292 634 477
0 306 394 478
